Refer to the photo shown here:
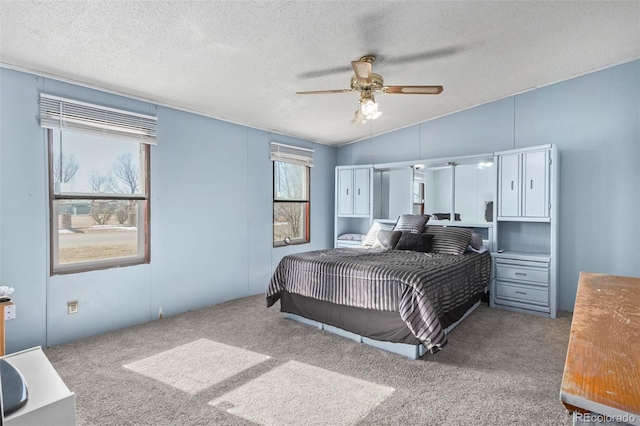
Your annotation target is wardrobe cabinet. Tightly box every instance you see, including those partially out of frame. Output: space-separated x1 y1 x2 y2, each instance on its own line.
492 144 558 319
498 149 550 220
334 166 374 248
337 167 370 216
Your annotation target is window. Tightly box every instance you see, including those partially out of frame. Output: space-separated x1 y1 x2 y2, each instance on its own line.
41 95 155 274
271 142 313 247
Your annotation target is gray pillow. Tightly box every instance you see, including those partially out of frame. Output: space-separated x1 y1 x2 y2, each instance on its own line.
396 231 421 250
469 232 484 250
393 214 429 234
415 233 434 252
425 226 473 255
372 229 402 249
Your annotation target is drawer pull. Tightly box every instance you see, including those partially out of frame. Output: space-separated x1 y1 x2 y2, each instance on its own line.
515 272 527 277
515 291 527 295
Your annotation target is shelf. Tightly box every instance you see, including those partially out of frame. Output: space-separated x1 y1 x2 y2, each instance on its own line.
428 220 493 228
492 251 551 262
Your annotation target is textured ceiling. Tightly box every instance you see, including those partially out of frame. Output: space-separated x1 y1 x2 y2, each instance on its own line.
1 1 639 146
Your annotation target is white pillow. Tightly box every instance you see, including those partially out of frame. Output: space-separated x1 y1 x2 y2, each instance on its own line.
361 222 393 247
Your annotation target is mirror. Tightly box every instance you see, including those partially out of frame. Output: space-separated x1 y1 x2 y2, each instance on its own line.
412 158 494 223
422 166 452 219
376 168 414 220
454 163 494 223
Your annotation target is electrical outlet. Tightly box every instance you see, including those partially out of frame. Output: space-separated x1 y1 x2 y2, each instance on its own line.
5 304 16 320
67 300 79 315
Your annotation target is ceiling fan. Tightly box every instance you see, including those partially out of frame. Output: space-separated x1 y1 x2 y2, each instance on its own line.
297 55 443 124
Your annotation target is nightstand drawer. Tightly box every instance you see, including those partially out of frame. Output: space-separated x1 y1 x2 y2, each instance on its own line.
495 282 549 306
496 264 548 285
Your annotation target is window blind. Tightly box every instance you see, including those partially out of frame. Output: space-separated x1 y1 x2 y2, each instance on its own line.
40 94 157 145
270 142 314 167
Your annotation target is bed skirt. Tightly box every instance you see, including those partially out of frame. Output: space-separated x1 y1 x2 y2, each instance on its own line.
280 290 484 358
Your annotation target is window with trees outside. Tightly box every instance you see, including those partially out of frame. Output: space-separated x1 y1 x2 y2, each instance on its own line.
271 142 313 247
273 161 310 246
49 129 150 273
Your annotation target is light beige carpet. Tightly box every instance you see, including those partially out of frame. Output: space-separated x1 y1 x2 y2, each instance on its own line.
44 294 574 425
210 360 394 426
124 338 271 395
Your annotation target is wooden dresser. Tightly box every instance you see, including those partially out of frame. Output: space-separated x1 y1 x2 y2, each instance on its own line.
560 272 640 424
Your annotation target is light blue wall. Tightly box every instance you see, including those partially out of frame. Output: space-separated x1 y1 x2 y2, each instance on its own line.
338 60 640 311
0 68 336 352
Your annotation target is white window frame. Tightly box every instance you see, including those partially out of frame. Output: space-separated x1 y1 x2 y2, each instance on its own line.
47 129 151 274
271 142 313 247
41 95 154 275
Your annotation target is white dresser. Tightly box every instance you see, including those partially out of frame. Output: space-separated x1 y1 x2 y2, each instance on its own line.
2 347 76 426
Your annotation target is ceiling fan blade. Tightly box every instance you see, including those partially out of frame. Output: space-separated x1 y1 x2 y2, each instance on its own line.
383 85 443 94
297 66 352 79
296 89 353 95
351 61 372 85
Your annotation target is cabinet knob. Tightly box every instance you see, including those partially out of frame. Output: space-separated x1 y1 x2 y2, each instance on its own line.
530 179 534 189
515 291 527 295
515 272 527 277
346 188 349 195
511 181 514 190
357 188 360 195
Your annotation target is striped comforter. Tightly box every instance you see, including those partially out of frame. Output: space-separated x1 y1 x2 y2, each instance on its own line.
266 248 491 353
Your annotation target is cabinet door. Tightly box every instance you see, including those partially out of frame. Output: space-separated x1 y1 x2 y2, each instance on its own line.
337 169 354 215
523 151 549 217
353 168 370 215
498 154 521 217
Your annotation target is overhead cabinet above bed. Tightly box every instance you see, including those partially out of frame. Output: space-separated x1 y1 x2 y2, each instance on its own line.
337 166 371 216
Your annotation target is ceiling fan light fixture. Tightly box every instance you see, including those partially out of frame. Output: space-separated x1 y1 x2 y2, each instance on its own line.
360 95 382 120
297 55 442 122
351 109 368 124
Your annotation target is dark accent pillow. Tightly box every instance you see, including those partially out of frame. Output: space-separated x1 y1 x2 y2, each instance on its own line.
373 229 402 249
415 233 434 253
425 226 473 255
393 214 430 233
469 232 484 250
396 231 421 250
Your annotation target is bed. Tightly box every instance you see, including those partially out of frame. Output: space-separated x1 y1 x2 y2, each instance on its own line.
267 223 492 358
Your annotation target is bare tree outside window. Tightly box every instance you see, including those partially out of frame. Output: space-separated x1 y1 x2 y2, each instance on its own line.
110 153 139 194
109 153 140 225
53 154 79 184
88 172 110 193
87 172 113 225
